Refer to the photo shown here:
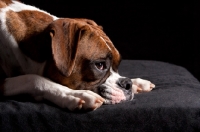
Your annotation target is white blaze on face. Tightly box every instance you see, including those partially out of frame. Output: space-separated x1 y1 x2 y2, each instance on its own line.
106 68 126 86
100 36 111 51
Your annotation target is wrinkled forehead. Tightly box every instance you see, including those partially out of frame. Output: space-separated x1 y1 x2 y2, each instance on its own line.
95 27 121 72
98 35 121 72
78 23 121 71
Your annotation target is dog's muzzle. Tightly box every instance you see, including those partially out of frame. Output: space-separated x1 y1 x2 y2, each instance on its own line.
98 77 134 104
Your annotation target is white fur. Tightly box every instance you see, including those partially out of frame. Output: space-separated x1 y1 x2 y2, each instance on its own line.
104 68 154 94
4 74 103 110
104 68 125 86
8 1 58 20
131 78 155 92
100 36 111 51
100 68 127 104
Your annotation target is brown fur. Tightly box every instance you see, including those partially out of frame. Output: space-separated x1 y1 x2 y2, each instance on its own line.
6 10 54 42
0 0 12 8
6 10 54 62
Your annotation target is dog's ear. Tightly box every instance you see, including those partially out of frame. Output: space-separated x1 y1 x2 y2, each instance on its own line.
48 19 83 77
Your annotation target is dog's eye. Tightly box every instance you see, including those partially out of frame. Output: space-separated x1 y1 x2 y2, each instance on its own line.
95 62 106 70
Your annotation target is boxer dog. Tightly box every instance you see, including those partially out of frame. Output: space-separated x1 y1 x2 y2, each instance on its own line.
0 0 155 111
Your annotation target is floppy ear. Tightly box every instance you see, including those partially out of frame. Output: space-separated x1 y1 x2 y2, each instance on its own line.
49 19 82 77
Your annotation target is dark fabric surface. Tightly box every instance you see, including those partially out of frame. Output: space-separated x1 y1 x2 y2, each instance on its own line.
1 60 200 132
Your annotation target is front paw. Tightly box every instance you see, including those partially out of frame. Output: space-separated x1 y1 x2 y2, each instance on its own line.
69 90 105 111
131 78 155 93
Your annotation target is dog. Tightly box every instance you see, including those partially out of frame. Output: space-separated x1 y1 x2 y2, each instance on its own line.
0 0 155 111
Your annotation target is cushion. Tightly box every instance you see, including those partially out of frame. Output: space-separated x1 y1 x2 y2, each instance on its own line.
0 60 200 132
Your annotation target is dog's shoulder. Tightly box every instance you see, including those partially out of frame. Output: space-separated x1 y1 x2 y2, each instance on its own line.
0 0 57 41
0 0 55 77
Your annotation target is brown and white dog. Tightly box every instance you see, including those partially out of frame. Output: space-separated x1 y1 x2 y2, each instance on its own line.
0 0 155 111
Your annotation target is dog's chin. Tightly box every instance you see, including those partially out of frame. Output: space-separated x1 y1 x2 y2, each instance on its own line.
96 84 134 105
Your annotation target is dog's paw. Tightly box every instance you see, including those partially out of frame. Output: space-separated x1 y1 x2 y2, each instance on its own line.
131 78 155 94
67 90 104 111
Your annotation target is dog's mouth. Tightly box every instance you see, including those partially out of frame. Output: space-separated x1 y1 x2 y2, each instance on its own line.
97 79 134 104
91 67 134 104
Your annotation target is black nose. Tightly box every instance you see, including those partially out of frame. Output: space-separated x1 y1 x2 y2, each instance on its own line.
118 78 132 90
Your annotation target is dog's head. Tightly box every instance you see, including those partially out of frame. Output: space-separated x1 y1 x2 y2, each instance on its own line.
46 18 133 104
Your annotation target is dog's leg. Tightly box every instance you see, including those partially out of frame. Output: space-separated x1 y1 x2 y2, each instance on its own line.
131 78 155 93
0 74 104 111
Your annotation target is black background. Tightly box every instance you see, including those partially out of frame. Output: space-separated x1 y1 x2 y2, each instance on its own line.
21 0 199 79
